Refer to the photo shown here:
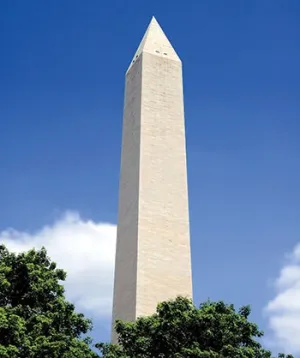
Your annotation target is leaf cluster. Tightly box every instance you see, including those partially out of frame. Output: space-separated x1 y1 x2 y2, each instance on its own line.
102 297 293 358
0 244 98 358
0 245 294 358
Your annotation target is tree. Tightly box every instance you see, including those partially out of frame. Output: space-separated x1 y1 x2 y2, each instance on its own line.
100 297 293 358
0 244 98 358
0 244 294 358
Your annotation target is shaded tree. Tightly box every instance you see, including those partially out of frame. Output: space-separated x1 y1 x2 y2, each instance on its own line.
0 244 294 358
0 244 98 358
100 296 293 358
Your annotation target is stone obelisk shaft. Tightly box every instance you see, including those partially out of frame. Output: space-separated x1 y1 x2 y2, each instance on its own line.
111 17 192 343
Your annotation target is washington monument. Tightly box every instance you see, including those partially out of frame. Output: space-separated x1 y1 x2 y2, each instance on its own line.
111 17 192 342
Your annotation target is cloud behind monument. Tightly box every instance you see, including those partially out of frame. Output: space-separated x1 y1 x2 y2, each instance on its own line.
264 243 300 355
0 211 116 317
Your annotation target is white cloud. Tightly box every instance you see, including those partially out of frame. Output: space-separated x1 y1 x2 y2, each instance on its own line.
265 243 300 355
0 211 116 317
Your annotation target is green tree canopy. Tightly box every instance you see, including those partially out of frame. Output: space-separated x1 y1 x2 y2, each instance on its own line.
0 244 98 358
100 297 293 358
0 244 294 358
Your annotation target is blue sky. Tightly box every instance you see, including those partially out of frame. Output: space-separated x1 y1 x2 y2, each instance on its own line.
1 0 300 354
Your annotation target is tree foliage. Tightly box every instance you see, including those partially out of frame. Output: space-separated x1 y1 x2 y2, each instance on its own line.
0 244 98 358
102 297 293 358
0 244 294 358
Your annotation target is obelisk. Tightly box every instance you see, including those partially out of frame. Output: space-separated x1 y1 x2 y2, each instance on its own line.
111 17 193 343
